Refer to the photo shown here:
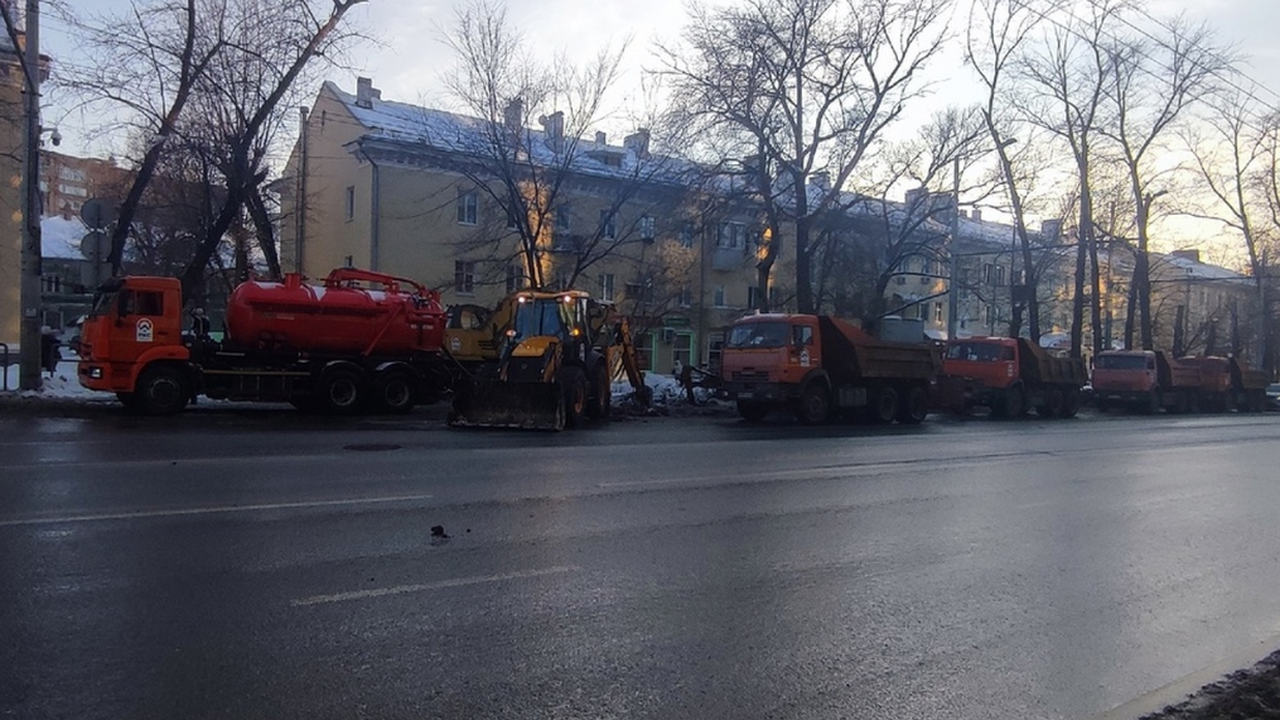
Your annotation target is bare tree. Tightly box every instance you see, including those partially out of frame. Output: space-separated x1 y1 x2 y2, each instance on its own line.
1182 89 1270 367
1098 16 1225 350
64 0 370 298
661 0 950 314
966 0 1059 340
1020 0 1119 357
440 0 680 294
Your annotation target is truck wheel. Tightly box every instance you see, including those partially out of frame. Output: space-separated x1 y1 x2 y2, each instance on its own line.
1170 390 1189 414
896 386 929 425
868 386 898 425
1036 389 1063 418
585 364 611 420
737 401 769 422
562 367 588 428
795 382 831 425
135 366 190 416
317 367 366 415
994 386 1024 419
1061 388 1081 418
116 391 143 411
372 371 416 414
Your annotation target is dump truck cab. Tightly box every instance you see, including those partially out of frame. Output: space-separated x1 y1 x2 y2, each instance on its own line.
941 337 1020 391
78 276 190 397
938 336 1085 418
720 313 822 397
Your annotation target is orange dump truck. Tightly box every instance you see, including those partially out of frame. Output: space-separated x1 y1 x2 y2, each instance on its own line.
1093 350 1270 414
719 313 940 425
937 336 1087 418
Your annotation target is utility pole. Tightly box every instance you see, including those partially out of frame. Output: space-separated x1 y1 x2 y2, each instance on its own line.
17 0 41 391
946 157 960 340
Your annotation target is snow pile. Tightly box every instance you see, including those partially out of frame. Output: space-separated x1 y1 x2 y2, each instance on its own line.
612 373 723 408
1 358 106 400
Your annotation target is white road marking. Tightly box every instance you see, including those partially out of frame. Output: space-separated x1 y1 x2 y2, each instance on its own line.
0 493 436 527
290 565 580 607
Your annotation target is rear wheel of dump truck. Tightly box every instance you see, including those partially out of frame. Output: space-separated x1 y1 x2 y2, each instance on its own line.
896 385 929 425
372 370 415 414
1060 388 1081 418
561 367 588 428
586 364 611 420
737 400 769 422
795 381 831 425
1036 388 1064 418
135 365 191 416
868 385 898 424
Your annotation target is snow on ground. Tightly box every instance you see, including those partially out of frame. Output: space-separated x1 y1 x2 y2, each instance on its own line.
613 372 722 407
1 357 105 400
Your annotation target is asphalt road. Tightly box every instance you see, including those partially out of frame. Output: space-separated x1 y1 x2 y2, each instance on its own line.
3 404 1280 720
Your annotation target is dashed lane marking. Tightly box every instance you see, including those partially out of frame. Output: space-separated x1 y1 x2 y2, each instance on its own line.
290 565 580 607
0 493 436 527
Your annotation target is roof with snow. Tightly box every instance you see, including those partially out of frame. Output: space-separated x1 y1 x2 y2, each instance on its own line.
42 215 89 260
326 81 696 186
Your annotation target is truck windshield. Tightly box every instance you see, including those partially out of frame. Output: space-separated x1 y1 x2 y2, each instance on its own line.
946 342 1013 362
511 299 575 340
1095 354 1148 370
727 322 790 349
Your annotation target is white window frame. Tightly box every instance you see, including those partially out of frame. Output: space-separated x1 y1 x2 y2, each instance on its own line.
598 273 615 302
344 186 355 222
455 260 476 294
457 190 479 225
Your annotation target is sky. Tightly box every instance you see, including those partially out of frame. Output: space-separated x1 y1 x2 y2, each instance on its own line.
34 0 1280 253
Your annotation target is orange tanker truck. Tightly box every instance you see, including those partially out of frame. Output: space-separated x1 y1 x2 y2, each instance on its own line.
77 268 455 415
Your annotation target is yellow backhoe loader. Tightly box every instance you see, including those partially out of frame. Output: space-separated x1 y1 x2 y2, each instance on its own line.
447 290 651 430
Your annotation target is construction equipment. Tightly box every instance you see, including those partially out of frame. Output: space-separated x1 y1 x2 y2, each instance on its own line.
937 337 1088 418
720 313 940 425
78 268 454 415
447 290 651 430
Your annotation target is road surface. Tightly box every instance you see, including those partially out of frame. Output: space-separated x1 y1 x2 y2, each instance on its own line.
2 405 1279 719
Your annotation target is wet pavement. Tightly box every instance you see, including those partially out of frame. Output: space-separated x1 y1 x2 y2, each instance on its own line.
2 405 1280 719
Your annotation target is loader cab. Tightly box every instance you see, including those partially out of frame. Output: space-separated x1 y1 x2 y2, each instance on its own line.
507 292 593 347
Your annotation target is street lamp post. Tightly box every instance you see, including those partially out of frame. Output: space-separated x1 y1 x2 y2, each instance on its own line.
17 0 42 391
947 158 960 340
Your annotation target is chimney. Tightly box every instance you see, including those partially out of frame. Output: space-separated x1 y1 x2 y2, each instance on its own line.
595 131 607 145
905 186 928 209
539 111 565 153
1171 249 1201 263
356 77 375 109
1041 218 1063 241
624 128 651 158
504 98 523 134
971 208 982 222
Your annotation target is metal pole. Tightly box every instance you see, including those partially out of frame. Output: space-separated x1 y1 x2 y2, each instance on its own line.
947 157 960 340
17 0 41 391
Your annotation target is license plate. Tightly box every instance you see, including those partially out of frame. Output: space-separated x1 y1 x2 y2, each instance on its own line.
737 391 754 399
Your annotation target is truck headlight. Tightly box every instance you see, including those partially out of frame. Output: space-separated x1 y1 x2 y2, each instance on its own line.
89 367 103 379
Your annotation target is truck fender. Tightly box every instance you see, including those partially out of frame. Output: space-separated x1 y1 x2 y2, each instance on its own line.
129 346 193 390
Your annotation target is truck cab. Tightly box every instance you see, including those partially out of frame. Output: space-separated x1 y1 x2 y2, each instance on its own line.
720 314 821 403
78 276 190 399
1091 351 1159 403
938 336 1085 418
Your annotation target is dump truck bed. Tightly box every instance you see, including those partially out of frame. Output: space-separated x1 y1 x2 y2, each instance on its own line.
1016 338 1087 386
818 316 940 384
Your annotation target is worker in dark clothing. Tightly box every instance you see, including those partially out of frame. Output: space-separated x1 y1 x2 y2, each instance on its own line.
40 326 60 377
191 307 211 337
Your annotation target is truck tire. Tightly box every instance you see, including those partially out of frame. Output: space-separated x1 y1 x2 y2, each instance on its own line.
1141 389 1161 415
795 381 831 425
116 391 143 411
1061 388 1081 418
868 386 898 424
317 367 366 415
135 365 190 416
896 385 929 425
586 364 611 420
562 367 588 428
993 385 1024 419
372 370 416 414
1036 388 1063 418
1170 390 1189 414
737 400 769 422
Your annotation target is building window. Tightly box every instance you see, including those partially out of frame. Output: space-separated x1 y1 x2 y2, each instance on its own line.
748 285 765 310
671 332 693 368
994 265 1006 287
679 223 695 249
552 271 571 291
506 264 524 293
934 302 943 323
679 284 692 307
455 261 476 294
506 207 520 230
555 205 571 233
344 255 353 268
639 215 655 240
713 285 726 307
344 186 355 221
982 263 993 284
599 210 617 239
456 190 478 225
718 221 744 250
985 304 997 327
598 273 615 301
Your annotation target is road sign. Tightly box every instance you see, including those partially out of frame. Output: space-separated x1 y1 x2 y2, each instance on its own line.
79 230 110 260
80 198 117 230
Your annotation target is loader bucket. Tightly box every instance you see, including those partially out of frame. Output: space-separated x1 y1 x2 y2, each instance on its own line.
449 377 565 431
